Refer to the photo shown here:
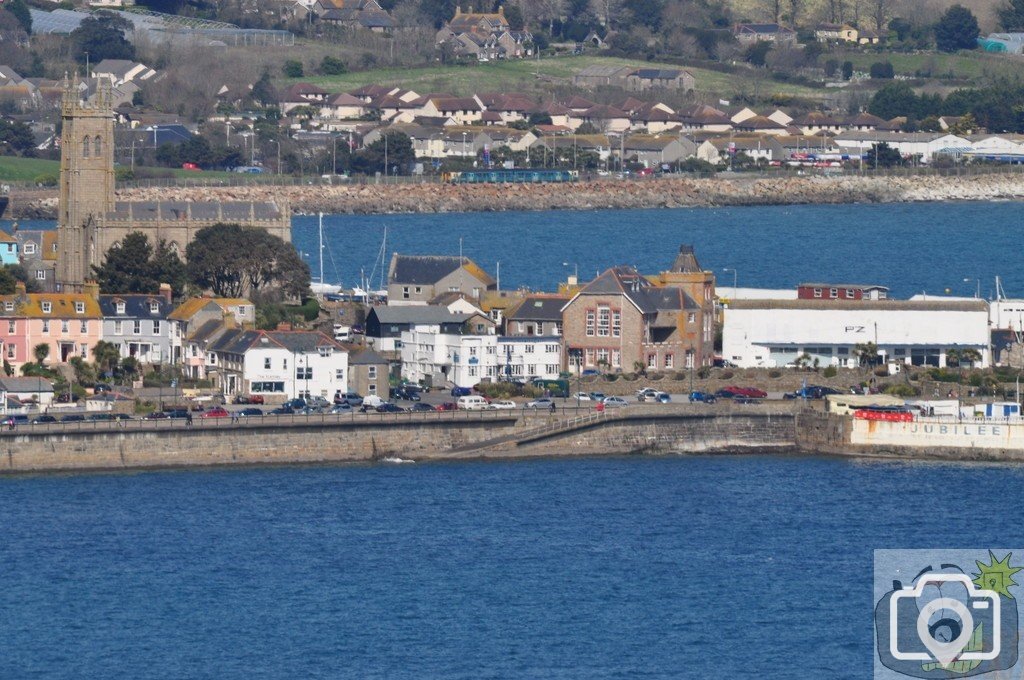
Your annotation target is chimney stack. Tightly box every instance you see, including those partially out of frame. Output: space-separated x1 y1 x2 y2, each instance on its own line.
223 312 237 330
159 283 172 304
15 281 26 297
276 322 293 331
83 280 100 300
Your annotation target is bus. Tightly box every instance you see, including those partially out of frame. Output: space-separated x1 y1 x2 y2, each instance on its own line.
532 378 570 398
442 169 579 184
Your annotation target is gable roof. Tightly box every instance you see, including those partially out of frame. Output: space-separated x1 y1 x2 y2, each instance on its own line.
569 266 698 314
0 293 102 318
99 294 173 318
388 254 494 286
368 305 483 325
505 295 569 322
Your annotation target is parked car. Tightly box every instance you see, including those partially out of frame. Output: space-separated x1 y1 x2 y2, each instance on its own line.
143 411 169 420
390 387 422 401
2 414 29 426
234 394 264 405
409 403 436 412
435 402 457 412
716 386 767 400
456 395 488 410
60 414 86 422
712 358 738 368
581 369 600 377
336 391 363 407
56 392 79 403
451 386 472 397
571 392 592 401
308 396 330 409
689 391 717 404
525 398 556 409
93 383 113 394
238 407 264 417
655 393 672 403
376 403 405 413
201 407 230 418
268 406 294 415
283 398 307 411
589 392 606 402
784 385 841 400
603 396 629 408
486 400 517 410
329 403 353 414
637 388 667 402
362 394 385 409
88 413 116 421
32 414 58 424
167 409 190 419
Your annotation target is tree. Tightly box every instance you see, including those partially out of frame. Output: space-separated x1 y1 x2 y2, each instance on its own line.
92 340 121 379
186 224 310 298
824 59 839 77
33 343 49 365
869 61 895 78
0 119 36 156
889 17 911 41
70 12 134 64
6 0 31 34
866 142 903 167
935 5 980 53
92 232 187 295
745 41 773 66
282 60 304 78
350 132 415 176
854 342 879 366
250 70 277 108
998 0 1024 30
868 82 919 119
841 60 854 80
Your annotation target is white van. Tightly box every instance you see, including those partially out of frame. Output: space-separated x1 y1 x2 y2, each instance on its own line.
457 395 488 410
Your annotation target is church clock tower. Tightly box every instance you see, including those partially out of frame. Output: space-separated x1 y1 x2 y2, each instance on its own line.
56 76 116 290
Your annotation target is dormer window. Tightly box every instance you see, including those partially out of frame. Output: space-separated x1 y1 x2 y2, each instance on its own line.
116 301 126 314
149 302 160 315
318 346 332 357
24 243 35 255
75 301 85 314
41 301 52 314
4 302 12 312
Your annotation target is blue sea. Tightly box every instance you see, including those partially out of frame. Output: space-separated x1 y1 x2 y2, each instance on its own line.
10 201 1024 297
4 455 1024 678
5 202 1024 677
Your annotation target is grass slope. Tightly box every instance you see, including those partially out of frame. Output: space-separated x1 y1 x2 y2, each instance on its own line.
299 55 826 100
837 49 1022 81
0 156 59 182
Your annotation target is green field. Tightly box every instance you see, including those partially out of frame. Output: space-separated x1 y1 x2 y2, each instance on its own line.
298 55 826 101
836 49 1022 81
0 156 59 182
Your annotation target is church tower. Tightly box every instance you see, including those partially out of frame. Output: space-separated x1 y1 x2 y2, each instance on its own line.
56 76 115 290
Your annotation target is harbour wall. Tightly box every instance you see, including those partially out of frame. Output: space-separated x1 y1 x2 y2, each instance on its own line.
0 405 798 474
11 172 1024 219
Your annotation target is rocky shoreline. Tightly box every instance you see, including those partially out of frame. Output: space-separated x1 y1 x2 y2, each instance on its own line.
11 172 1024 219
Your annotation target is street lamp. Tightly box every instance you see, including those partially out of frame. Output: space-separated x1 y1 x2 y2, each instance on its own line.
332 134 338 175
963 277 980 299
722 267 738 301
462 132 468 159
562 261 578 285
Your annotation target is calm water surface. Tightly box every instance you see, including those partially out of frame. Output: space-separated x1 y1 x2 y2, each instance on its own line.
10 201 1024 296
4 454 1024 678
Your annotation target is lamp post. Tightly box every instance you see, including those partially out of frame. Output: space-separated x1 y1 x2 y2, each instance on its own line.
272 139 281 175
332 134 338 175
722 267 737 301
562 261 578 283
963 277 980 299
462 132 468 159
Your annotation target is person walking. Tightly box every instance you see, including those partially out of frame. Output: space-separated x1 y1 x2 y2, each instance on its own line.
185 412 193 428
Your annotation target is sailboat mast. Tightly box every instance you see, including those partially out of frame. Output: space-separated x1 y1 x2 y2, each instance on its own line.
318 212 325 287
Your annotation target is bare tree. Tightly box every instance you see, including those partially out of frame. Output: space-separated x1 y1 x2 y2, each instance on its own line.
871 0 890 30
590 0 625 27
788 0 806 26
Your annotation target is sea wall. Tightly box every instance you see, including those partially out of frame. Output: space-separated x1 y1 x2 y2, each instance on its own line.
0 405 798 474
12 172 1024 219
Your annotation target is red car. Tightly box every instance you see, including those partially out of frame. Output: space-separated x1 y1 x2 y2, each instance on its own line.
200 407 229 418
718 386 768 399
435 402 457 412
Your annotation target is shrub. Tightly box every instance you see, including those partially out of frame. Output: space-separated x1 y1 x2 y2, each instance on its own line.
649 372 664 381
282 60 303 78
319 55 347 75
883 384 919 397
869 61 895 79
720 370 734 380
33 173 57 187
606 374 619 382
873 367 889 377
768 369 782 378
822 366 838 378
697 367 711 379
927 368 959 383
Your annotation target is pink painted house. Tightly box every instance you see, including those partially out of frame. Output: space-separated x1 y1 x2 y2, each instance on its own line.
0 282 104 371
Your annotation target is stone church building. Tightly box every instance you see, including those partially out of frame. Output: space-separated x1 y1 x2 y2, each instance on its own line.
56 78 291 290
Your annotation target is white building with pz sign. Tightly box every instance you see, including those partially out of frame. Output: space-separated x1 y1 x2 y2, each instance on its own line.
722 299 990 369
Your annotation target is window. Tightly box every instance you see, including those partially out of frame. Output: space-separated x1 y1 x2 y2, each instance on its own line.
41 301 51 314
547 364 558 374
36 270 45 281
687 313 696 324
6 321 12 333
845 288 855 298
402 286 410 299
94 135 102 156
80 343 88 358
829 288 838 299
546 344 558 354
596 348 609 366
685 351 694 369
116 301 126 314
264 358 271 369
368 366 377 378
115 321 123 335
283 358 287 369
252 381 285 393
152 321 160 334
647 354 657 369
24 243 35 255
527 364 536 375
469 366 478 377
368 383 377 394
597 306 610 337
469 346 477 356
42 320 49 333
414 286 422 294
296 367 313 380
813 288 822 299
82 136 90 158
525 344 534 353
611 311 621 338
335 369 344 380
61 320 69 334
611 350 621 368
80 321 87 333
554 322 562 336
584 348 595 367
133 320 141 335
665 353 674 369
6 344 12 359
585 310 595 337
3 302 11 312
75 301 85 314
150 302 160 315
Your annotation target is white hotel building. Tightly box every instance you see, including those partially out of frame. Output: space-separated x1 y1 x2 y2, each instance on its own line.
401 328 561 388
722 299 990 369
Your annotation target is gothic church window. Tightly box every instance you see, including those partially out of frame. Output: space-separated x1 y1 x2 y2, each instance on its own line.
94 136 102 157
82 137 90 157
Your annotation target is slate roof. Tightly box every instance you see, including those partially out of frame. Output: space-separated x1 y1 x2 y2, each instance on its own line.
388 254 494 286
505 295 568 322
262 330 343 352
669 245 702 273
572 266 698 314
348 346 388 365
107 201 283 221
368 305 478 325
0 377 54 392
99 294 173 318
732 299 986 311
187 318 225 343
631 69 687 80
